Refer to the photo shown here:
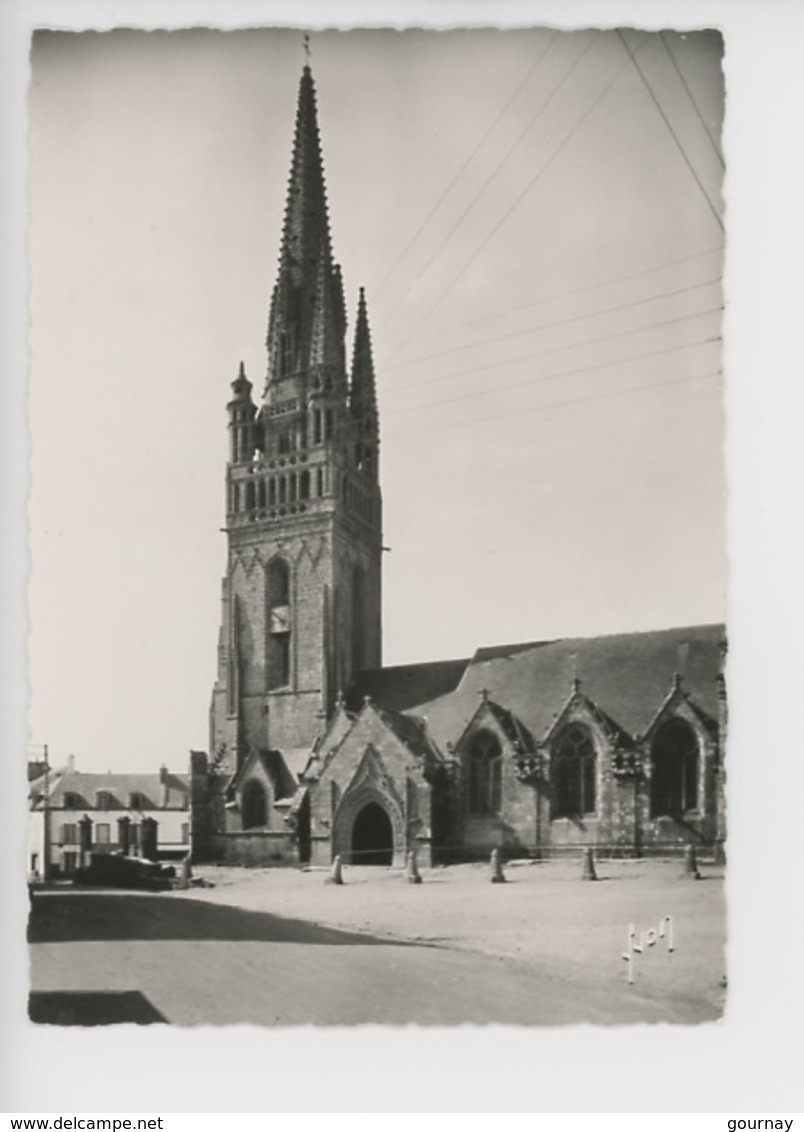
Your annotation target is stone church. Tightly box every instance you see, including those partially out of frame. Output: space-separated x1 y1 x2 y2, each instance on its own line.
190 64 726 868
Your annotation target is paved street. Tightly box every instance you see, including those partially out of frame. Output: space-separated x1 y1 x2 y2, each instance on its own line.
28 889 704 1026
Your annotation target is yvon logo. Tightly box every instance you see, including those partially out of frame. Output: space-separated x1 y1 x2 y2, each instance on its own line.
622 915 673 984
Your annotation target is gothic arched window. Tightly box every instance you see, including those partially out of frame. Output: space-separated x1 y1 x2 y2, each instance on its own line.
351 566 367 672
242 780 268 830
266 557 291 689
552 724 596 817
467 731 502 815
650 718 699 818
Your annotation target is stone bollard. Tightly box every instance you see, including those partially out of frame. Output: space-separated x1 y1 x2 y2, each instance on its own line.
490 848 506 884
406 849 423 885
326 854 344 885
581 847 597 881
179 856 192 890
681 844 701 880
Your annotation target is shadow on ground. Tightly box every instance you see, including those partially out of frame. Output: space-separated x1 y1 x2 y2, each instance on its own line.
28 891 406 946
29 990 167 1026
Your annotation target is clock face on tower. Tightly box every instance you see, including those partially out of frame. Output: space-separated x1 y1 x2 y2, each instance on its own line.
270 605 290 635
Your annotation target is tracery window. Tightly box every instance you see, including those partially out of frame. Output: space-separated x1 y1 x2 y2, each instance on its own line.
552 724 596 817
467 730 503 815
650 718 699 818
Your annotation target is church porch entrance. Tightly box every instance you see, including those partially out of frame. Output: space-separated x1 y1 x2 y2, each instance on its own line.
350 802 393 865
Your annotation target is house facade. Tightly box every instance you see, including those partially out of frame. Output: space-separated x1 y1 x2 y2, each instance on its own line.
190 63 726 869
29 760 190 877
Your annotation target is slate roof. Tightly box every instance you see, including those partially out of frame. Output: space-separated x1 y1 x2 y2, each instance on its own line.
484 698 537 752
347 657 469 714
256 749 299 800
48 770 189 811
400 624 724 753
372 703 439 763
281 747 315 782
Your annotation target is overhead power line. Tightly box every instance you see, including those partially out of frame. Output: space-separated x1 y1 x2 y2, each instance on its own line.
411 369 721 435
386 33 650 361
617 29 724 231
388 332 721 417
659 31 724 168
412 245 723 343
385 304 722 396
376 31 599 334
382 276 722 376
371 32 558 303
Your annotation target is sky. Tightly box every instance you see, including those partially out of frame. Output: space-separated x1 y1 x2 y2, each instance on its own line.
27 27 725 773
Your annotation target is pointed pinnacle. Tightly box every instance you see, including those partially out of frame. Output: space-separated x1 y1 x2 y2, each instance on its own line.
350 287 378 419
230 360 253 401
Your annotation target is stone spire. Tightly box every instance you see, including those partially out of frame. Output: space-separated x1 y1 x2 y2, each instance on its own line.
349 287 378 421
265 65 341 389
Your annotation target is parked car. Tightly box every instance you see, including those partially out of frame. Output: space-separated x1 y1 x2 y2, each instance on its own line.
79 854 176 891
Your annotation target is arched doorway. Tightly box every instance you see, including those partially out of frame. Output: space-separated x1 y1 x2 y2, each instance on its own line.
351 802 393 865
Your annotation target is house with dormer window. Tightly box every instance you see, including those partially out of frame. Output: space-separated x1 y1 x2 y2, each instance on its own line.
30 761 190 877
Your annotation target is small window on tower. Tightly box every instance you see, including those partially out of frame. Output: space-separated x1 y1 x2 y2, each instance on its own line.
267 558 291 690
351 567 368 671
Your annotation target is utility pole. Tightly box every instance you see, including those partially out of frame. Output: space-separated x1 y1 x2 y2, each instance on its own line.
41 743 51 882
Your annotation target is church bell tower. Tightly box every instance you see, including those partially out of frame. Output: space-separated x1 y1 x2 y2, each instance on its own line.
209 64 382 773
